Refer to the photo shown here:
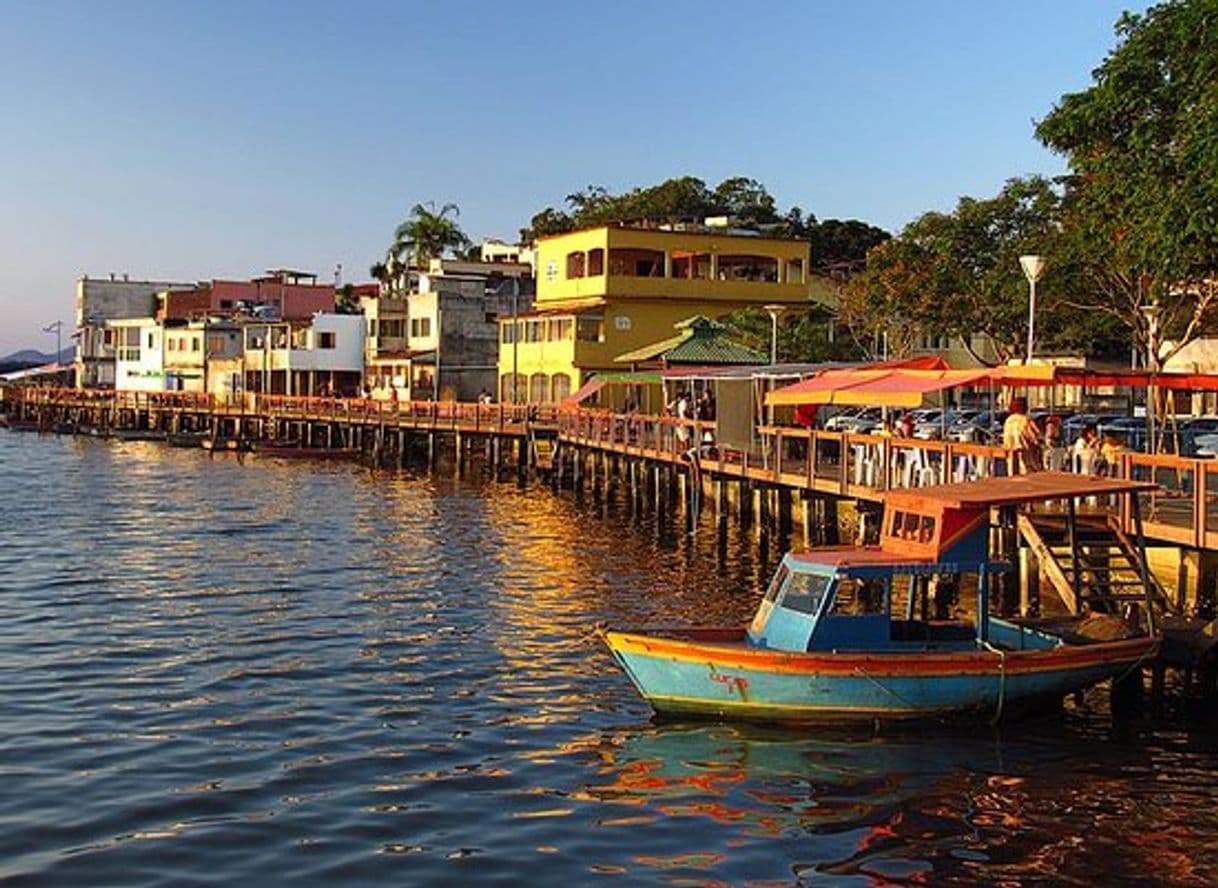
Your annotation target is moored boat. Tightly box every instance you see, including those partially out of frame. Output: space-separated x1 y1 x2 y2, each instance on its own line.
251 440 357 460
605 473 1162 723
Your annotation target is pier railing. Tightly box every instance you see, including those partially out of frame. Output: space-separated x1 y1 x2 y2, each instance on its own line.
4 386 1215 551
558 408 1218 551
245 394 559 431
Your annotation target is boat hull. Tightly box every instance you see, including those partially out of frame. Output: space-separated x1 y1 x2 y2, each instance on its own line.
605 628 1157 722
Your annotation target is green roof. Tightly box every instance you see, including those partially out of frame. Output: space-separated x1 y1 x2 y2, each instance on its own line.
614 316 764 366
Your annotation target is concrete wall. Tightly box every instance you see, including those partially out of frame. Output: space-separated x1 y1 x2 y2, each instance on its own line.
113 321 166 392
76 276 194 387
287 314 365 372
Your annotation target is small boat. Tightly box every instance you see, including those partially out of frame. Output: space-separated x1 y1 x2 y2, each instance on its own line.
201 437 250 453
1 416 41 432
108 428 168 442
251 440 357 460
167 432 208 448
605 473 1162 723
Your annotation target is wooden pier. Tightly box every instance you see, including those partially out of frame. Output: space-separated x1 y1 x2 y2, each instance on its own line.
5 384 1218 688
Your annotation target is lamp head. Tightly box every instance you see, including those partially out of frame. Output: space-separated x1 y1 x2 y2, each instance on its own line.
1019 255 1046 283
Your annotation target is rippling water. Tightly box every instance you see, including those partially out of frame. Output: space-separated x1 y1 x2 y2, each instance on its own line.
2 430 1217 886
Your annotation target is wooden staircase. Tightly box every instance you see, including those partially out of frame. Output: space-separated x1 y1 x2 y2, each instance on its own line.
1017 511 1172 628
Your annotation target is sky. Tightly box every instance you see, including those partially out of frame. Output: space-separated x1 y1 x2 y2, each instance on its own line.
0 0 1148 355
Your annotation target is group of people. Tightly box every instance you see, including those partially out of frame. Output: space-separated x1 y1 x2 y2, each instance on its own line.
1002 396 1123 476
668 389 717 447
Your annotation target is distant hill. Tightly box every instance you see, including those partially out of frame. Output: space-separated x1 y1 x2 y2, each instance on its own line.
0 348 74 365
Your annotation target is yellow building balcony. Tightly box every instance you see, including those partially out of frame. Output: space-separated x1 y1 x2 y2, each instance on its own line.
535 225 811 307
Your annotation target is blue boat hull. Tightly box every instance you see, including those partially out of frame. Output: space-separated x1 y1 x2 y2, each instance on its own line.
605 627 1157 722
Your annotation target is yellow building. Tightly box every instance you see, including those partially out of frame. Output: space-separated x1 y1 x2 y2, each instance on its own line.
497 224 811 402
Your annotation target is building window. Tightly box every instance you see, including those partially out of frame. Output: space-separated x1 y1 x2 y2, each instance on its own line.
318 331 336 349
501 321 517 345
192 337 200 352
220 299 233 309
529 372 548 403
670 251 711 279
608 248 664 277
587 248 604 276
785 258 805 283
717 254 779 282
551 373 572 402
167 338 176 352
525 320 543 343
566 251 585 279
576 314 604 342
369 318 378 337
549 318 573 341
411 317 432 338
484 311 497 324
147 332 155 349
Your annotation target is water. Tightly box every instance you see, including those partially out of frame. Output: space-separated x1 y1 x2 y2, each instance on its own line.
2 430 1217 886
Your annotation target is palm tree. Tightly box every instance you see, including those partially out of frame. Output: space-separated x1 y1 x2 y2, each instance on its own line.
389 202 470 270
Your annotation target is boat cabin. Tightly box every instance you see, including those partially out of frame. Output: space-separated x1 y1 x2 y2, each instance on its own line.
747 472 1162 655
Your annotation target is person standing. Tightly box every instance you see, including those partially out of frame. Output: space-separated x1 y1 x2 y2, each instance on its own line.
1072 422 1102 474
1002 396 1041 473
1042 414 1065 470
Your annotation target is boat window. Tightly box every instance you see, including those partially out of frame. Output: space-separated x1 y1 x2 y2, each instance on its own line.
762 565 789 603
781 572 830 615
918 516 936 543
830 577 888 616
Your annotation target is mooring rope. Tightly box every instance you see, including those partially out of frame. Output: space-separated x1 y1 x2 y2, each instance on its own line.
980 640 1007 726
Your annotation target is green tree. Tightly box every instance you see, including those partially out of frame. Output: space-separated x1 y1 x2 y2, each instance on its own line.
389 202 471 270
808 219 891 274
839 177 1108 365
1037 0 1218 365
336 283 361 315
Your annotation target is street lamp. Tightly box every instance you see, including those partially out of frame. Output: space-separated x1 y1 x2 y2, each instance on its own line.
1019 255 1046 364
764 304 786 365
1142 301 1163 453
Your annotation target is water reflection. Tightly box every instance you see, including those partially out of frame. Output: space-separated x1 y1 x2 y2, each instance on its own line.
2 431 1217 886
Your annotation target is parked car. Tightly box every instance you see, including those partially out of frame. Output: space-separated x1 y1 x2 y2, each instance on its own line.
1177 417 1218 456
1061 413 1122 446
948 409 1008 444
914 408 980 440
1195 433 1218 458
824 408 865 431
1097 416 1149 453
839 407 883 434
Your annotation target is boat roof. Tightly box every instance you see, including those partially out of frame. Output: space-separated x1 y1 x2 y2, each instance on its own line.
885 471 1159 511
789 547 933 568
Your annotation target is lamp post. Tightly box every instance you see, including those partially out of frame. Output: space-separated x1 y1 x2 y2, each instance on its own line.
1143 301 1162 454
1019 255 1046 364
764 304 785 365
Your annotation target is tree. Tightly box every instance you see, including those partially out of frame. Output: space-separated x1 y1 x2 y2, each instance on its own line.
389 202 471 270
1036 0 1218 365
839 177 1115 365
808 219 891 275
336 284 361 315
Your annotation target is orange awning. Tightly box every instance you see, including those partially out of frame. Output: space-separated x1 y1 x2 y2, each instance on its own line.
767 368 1004 408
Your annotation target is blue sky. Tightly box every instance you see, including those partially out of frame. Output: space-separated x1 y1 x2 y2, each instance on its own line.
0 0 1145 354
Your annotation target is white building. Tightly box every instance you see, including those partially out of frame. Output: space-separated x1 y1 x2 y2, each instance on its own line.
244 313 365 396
75 274 196 388
110 318 165 392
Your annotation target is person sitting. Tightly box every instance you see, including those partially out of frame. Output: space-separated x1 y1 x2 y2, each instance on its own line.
1099 432 1125 477
1072 422 1101 474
